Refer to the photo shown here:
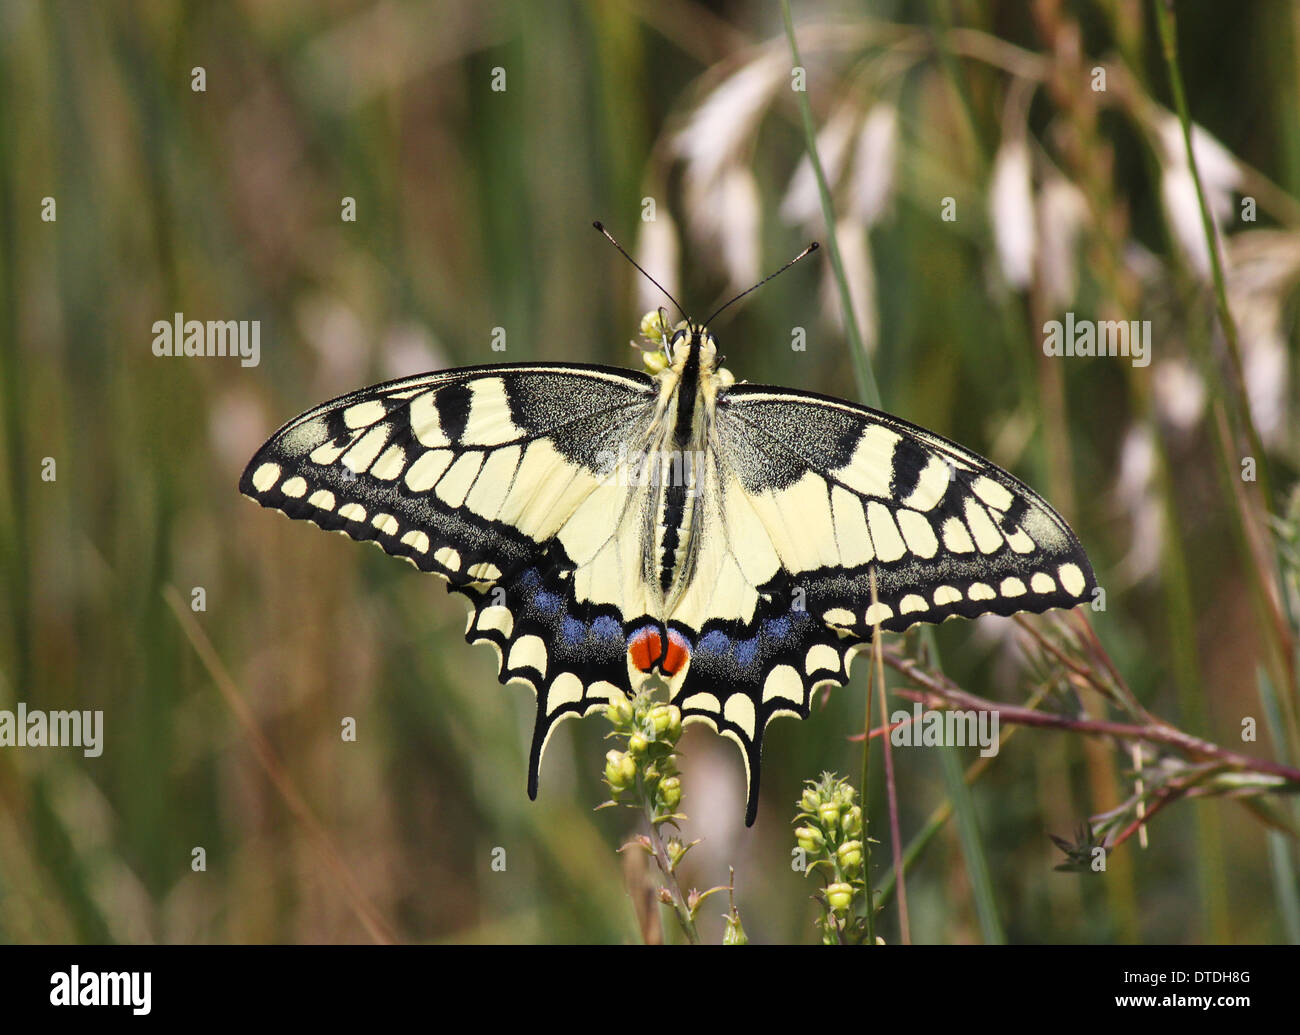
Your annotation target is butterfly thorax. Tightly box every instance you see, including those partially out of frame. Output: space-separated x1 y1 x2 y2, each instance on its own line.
643 324 734 611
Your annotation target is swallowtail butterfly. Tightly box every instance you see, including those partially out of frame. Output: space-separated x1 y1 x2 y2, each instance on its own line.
242 235 1096 824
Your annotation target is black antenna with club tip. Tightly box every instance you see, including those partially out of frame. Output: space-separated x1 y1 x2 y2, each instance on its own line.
703 241 819 327
593 221 687 324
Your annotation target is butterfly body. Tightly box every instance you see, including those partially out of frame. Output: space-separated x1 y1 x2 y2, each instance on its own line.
632 324 727 607
242 314 1095 823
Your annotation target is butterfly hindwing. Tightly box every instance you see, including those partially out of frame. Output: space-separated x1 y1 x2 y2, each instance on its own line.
241 363 660 795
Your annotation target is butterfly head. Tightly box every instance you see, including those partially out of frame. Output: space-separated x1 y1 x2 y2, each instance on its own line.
637 310 733 386
668 322 718 370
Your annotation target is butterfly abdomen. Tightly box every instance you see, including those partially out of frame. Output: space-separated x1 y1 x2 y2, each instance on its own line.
654 336 708 600
657 477 690 593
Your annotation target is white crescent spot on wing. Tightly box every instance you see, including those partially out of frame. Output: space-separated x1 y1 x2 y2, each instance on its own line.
409 390 451 447
835 423 900 498
405 449 455 492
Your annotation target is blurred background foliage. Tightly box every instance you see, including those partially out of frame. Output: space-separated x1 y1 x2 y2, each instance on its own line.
0 0 1297 944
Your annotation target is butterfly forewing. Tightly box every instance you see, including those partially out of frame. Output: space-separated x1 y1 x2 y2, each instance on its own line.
715 385 1096 630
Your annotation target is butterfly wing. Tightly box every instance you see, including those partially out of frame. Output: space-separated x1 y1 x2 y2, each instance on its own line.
241 362 659 796
243 360 1097 826
663 383 1097 822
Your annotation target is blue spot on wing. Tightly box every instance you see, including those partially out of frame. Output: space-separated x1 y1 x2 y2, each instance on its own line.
694 630 761 671
532 589 562 614
698 630 730 655
733 637 759 669
762 617 792 640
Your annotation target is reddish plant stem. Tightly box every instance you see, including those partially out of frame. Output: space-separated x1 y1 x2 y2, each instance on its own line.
882 647 1300 785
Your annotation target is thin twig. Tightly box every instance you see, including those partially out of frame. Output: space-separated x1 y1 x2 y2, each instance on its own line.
859 572 878 945
883 643 1300 786
639 796 701 945
874 624 910 943
874 686 1044 910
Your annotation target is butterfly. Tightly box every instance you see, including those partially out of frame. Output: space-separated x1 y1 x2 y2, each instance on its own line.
241 232 1096 824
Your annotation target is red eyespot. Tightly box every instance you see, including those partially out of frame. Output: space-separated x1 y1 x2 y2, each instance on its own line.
628 627 663 673
661 630 691 675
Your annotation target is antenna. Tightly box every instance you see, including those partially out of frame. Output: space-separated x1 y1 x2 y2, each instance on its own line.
703 241 819 326
593 221 687 323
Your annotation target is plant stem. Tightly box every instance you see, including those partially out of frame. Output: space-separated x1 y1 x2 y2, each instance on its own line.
1154 0 1272 509
874 688 1044 909
884 645 1300 787
779 0 881 409
164 586 395 944
860 636 876 945
781 0 1002 944
640 794 700 944
875 628 910 942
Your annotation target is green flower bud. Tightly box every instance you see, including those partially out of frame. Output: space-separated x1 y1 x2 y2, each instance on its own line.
801 787 821 813
642 763 661 788
836 840 864 873
666 705 682 735
605 749 635 792
648 704 673 735
606 696 634 726
639 309 667 344
817 801 841 832
660 775 682 810
842 805 863 838
628 732 649 756
826 882 854 914
643 349 669 374
666 836 686 867
795 825 825 853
